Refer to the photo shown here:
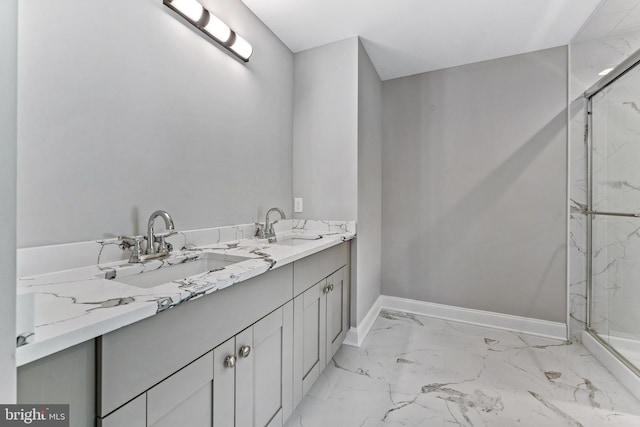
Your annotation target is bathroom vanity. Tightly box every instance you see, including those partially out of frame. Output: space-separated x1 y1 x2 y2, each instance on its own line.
16 220 355 427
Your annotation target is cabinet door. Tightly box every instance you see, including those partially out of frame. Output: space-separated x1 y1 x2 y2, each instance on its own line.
214 304 293 427
213 337 236 427
293 281 327 406
147 351 213 427
235 327 254 427
241 303 293 427
326 267 347 360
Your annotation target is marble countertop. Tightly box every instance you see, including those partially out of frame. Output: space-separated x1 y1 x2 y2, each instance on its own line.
16 220 355 366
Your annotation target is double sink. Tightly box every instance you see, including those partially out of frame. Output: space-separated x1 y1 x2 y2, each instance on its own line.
104 208 321 290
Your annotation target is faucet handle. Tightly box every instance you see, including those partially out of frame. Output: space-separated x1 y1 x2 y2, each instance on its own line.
266 221 278 236
254 222 265 238
118 235 142 245
118 235 145 263
155 233 175 254
155 230 177 239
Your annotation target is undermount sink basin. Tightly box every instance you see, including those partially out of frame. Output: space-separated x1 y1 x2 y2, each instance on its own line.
109 253 253 289
271 235 322 247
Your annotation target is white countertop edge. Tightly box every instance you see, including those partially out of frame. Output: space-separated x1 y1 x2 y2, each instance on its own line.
269 234 355 269
17 303 156 366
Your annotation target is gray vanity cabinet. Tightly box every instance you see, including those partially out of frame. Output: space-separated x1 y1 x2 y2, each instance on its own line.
99 351 214 427
214 302 294 427
21 242 350 427
97 265 293 418
17 340 96 427
292 265 349 407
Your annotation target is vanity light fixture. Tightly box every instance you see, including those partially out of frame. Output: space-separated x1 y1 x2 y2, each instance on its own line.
163 0 253 62
598 67 614 76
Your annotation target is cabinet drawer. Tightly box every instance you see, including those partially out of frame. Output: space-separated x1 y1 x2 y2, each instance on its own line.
293 243 348 296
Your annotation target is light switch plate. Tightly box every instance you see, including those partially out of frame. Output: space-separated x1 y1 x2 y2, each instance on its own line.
294 198 303 213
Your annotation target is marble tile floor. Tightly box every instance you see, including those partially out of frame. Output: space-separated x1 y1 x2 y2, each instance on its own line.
285 309 640 427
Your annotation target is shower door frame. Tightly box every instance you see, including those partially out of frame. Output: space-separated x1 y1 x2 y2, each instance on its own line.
585 48 640 378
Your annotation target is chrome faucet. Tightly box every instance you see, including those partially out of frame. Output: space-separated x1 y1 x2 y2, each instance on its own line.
146 210 176 255
256 207 286 240
118 210 176 263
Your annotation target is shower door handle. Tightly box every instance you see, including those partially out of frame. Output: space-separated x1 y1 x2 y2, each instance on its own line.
584 211 640 218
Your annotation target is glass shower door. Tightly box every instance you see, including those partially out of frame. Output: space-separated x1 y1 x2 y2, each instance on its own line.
589 61 640 373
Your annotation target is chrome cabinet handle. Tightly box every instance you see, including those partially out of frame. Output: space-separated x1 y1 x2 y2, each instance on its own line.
224 355 237 368
328 283 334 292
323 285 330 294
239 345 251 358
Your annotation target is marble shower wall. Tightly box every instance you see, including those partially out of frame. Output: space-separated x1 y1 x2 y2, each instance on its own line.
569 0 640 342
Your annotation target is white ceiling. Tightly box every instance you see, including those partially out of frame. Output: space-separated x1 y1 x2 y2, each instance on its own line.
573 0 640 42
240 0 603 80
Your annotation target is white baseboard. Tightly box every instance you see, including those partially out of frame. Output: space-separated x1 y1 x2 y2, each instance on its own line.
381 296 567 341
582 331 640 402
343 297 382 347
344 295 567 347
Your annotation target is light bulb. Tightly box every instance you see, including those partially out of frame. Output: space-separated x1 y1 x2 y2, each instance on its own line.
170 0 204 22
230 34 253 61
204 13 231 43
599 67 614 76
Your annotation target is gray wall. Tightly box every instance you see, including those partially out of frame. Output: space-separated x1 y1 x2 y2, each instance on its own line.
18 0 293 247
292 37 381 327
292 38 358 221
355 41 382 324
382 46 568 323
0 0 17 403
